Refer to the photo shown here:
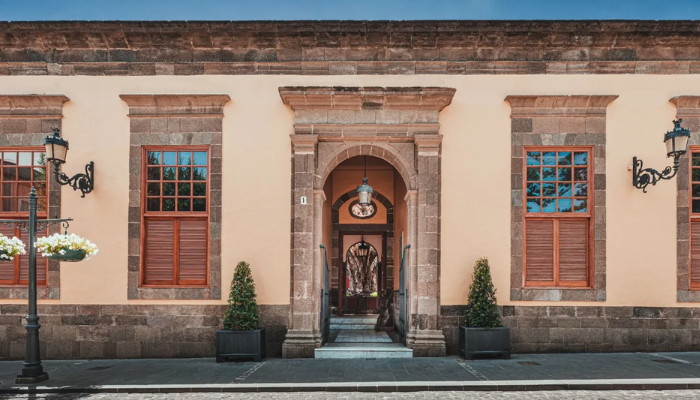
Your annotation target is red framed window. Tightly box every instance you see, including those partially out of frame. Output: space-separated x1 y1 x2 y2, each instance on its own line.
141 148 209 286
0 149 49 285
689 150 700 288
523 147 593 287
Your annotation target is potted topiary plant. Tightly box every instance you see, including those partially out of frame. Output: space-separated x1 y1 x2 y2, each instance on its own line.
460 257 510 359
216 261 266 362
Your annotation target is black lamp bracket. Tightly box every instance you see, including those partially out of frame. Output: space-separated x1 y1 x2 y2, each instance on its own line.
53 161 94 198
632 155 680 193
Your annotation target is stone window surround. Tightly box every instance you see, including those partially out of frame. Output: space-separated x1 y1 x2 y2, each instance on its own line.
674 96 700 302
0 95 66 300
120 94 230 300
506 95 617 302
280 86 455 358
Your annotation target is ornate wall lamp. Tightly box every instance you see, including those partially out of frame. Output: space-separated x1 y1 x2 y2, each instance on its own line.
43 128 95 197
632 119 691 193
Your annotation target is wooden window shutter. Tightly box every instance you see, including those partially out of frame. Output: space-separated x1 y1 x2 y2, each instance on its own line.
144 219 175 284
178 219 207 284
691 221 700 285
19 230 48 284
525 220 555 283
0 224 15 282
558 219 588 282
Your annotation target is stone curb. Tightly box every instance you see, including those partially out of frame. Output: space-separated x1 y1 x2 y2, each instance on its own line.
3 379 700 393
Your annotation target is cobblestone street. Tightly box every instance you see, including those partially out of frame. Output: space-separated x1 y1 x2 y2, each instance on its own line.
3 391 700 399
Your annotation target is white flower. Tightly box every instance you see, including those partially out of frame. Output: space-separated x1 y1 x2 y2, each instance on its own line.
35 233 99 260
0 234 27 259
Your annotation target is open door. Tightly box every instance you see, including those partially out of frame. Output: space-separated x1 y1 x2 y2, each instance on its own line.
320 244 331 345
398 244 410 345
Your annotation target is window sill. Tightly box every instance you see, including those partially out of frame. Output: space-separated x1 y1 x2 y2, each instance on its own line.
511 287 605 302
129 285 218 300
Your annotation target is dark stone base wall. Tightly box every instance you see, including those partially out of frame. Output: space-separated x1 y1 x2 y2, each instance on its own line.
0 304 288 360
441 305 700 356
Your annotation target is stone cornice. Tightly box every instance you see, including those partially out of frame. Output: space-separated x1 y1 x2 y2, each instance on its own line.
290 134 318 153
119 94 230 117
670 96 700 117
279 87 455 111
0 95 69 116
505 95 618 117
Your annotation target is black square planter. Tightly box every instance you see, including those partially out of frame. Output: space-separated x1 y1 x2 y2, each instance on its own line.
216 328 266 362
459 326 510 360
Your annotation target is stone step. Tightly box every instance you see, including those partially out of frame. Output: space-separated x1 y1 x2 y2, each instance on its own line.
330 324 375 330
315 343 413 359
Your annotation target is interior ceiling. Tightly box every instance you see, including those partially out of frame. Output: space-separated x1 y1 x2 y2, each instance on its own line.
334 155 395 171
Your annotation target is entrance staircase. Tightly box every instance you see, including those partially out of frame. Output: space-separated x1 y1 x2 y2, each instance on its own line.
315 315 413 359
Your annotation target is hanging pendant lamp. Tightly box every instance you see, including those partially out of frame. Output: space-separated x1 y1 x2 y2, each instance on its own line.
356 156 374 206
357 236 370 266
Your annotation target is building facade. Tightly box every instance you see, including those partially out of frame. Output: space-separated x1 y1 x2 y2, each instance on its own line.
1 21 700 359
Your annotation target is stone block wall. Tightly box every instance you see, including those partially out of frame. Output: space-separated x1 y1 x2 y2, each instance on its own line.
0 304 288 360
441 305 700 355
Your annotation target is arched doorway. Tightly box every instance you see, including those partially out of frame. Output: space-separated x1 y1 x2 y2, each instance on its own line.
281 86 455 358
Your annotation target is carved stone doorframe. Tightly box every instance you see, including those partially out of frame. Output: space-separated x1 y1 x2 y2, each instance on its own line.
280 87 455 358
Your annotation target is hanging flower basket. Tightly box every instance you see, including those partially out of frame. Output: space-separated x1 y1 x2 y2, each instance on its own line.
46 249 86 262
0 234 26 262
35 233 98 263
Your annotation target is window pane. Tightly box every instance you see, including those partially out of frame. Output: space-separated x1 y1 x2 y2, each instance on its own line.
3 168 16 181
558 183 571 197
558 198 572 212
574 183 588 197
558 152 571 165
163 152 177 165
574 199 588 213
147 183 160 196
542 198 556 212
527 168 540 181
163 198 175 211
526 198 540 212
193 198 206 212
18 152 32 166
147 198 160 211
33 168 46 181
178 167 191 180
162 183 176 196
542 183 556 197
693 184 700 198
178 152 191 165
558 167 572 181
18 168 31 182
2 183 11 196
34 153 46 166
3 152 16 166
694 199 700 213
147 167 160 180
163 167 176 180
574 152 588 165
193 167 207 181
542 168 556 181
193 152 207 166
178 183 191 196
542 152 556 165
574 168 588 182
526 183 540 197
693 169 700 182
193 182 207 196
693 153 700 166
147 152 161 165
526 152 541 166
177 198 190 212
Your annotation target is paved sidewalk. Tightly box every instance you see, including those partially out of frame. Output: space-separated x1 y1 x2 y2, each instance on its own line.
1 352 700 393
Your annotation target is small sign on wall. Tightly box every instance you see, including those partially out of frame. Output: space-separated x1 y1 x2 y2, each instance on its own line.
300 196 307 205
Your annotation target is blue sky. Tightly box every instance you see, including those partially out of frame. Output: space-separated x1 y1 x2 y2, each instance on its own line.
0 0 697 21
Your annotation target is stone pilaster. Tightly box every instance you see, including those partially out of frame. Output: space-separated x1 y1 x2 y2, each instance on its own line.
282 134 319 358
409 135 446 357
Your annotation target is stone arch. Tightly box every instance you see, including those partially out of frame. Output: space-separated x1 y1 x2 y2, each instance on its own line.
316 142 417 191
331 189 394 225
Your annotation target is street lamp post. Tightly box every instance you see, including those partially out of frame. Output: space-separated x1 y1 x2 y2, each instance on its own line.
1 188 72 384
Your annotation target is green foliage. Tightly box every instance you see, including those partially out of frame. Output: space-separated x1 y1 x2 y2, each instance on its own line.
465 258 501 328
223 261 259 331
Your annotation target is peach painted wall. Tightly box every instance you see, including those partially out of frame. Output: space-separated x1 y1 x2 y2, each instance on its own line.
0 74 698 308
